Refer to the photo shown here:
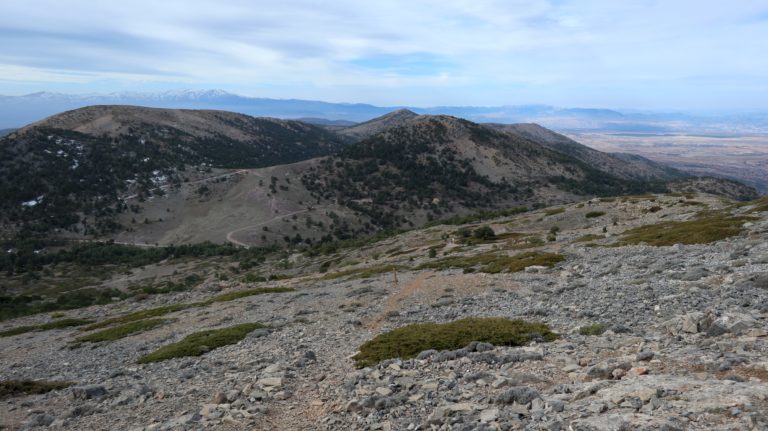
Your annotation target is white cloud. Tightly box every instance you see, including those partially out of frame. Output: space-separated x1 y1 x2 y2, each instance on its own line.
0 0 766 108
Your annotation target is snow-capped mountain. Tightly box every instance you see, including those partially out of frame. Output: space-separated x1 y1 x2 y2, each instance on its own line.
1 89 766 133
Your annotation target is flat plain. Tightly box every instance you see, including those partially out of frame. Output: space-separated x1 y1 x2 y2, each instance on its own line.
569 132 768 192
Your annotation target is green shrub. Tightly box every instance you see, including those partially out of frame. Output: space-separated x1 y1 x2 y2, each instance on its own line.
573 234 604 243
352 317 558 367
207 287 294 303
39 318 93 330
585 211 606 218
320 264 405 280
424 207 528 227
0 325 38 337
86 288 293 330
507 235 545 250
473 226 496 240
136 274 202 295
618 212 756 246
84 303 193 331
245 273 267 283
0 288 127 322
137 323 266 363
76 319 167 343
578 323 608 336
0 318 92 338
0 380 73 399
419 251 564 274
750 196 768 212
544 207 565 216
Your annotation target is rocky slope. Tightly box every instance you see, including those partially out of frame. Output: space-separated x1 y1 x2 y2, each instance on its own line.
1 193 767 430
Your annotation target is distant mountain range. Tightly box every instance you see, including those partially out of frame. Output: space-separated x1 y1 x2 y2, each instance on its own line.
1 89 767 133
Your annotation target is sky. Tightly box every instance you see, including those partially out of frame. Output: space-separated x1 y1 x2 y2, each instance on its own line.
1 0 767 110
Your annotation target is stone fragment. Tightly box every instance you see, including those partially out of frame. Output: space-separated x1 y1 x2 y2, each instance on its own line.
200 404 218 416
611 368 626 379
374 397 400 411
681 313 705 334
427 407 446 425
416 350 437 360
445 403 478 413
71 385 107 400
408 393 423 402
171 412 200 426
636 351 655 361
562 364 580 373
345 400 363 413
548 400 566 412
479 408 499 423
225 389 241 402
212 392 228 404
495 386 541 405
25 414 55 428
257 377 283 388
262 364 283 374
530 398 546 411
633 387 657 402
587 402 607 413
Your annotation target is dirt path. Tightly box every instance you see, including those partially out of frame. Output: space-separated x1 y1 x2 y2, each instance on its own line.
365 270 434 331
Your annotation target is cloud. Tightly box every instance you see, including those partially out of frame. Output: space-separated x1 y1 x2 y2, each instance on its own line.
0 0 766 109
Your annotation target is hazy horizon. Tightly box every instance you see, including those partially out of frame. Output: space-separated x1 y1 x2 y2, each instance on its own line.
1 1 767 111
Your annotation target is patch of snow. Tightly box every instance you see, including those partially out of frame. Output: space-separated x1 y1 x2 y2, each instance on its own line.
22 195 44 207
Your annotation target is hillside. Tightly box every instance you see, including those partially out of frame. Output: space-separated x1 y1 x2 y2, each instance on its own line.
487 123 683 181
301 115 668 233
1 107 757 246
668 176 759 201
0 106 345 237
1 193 767 430
336 108 419 141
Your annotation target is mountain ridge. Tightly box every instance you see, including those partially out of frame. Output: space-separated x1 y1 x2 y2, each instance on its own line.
0 105 346 238
0 106 758 245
